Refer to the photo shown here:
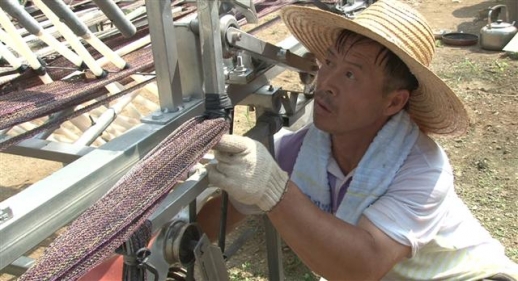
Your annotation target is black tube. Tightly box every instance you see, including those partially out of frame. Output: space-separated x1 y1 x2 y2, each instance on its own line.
217 108 234 255
204 93 233 121
17 64 28 73
78 61 87 71
91 0 136 38
0 0 41 35
34 66 46 76
95 69 108 79
40 0 89 37
218 191 229 254
32 57 47 76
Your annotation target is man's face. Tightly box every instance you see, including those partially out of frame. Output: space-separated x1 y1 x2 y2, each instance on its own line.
313 37 393 137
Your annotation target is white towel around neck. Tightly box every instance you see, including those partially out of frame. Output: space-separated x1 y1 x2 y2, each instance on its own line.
290 111 420 224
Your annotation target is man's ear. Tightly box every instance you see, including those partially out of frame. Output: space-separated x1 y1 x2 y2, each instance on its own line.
385 89 410 116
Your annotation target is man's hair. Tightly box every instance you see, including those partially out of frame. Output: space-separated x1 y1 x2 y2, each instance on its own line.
334 30 419 97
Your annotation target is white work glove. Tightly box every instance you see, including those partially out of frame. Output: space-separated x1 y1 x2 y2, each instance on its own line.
207 134 289 212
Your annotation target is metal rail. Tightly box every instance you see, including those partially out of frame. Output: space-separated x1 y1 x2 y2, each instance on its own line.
0 100 204 271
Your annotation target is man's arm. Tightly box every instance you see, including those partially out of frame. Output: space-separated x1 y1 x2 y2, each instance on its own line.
207 134 411 280
268 181 411 281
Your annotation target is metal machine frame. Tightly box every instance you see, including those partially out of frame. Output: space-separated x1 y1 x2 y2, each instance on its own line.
0 0 317 279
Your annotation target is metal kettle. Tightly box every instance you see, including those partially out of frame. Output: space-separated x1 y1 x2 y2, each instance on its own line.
480 5 518 51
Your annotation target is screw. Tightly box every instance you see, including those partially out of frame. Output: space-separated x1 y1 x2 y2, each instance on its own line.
277 49 288 60
234 55 247 74
151 111 163 120
231 32 242 43
0 207 13 225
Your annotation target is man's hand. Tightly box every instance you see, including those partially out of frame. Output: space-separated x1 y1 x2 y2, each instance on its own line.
207 134 289 212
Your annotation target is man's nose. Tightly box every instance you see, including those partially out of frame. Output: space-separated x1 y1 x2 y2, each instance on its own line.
317 70 340 96
317 77 338 97
316 89 334 97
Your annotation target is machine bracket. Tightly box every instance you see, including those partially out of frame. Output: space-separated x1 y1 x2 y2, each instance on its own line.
194 234 230 281
0 207 13 226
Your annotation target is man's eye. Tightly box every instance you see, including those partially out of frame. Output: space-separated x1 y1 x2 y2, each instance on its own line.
345 71 355 79
324 59 332 66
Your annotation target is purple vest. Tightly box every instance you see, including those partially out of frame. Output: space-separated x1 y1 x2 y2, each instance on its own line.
276 128 308 175
276 128 352 214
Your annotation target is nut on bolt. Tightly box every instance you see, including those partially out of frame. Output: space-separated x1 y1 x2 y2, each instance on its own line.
277 49 288 60
231 31 242 43
151 111 163 120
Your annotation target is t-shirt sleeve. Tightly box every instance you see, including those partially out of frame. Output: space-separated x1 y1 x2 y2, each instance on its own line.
363 142 454 257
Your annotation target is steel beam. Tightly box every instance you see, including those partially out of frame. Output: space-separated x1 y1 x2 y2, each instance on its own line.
1 256 34 276
245 118 285 281
2 138 94 163
196 0 226 96
226 27 318 75
174 14 204 100
145 0 183 111
227 35 309 105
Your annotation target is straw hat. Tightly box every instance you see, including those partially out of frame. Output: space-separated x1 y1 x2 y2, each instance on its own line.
280 0 469 137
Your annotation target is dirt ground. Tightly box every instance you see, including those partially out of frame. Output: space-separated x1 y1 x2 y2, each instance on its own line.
1 0 517 280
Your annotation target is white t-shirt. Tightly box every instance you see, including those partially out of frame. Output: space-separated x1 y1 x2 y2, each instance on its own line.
233 128 518 280
351 132 516 280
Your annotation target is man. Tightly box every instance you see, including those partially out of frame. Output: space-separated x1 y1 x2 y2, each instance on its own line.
202 0 518 280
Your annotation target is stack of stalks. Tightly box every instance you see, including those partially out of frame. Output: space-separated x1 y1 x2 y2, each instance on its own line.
0 0 190 148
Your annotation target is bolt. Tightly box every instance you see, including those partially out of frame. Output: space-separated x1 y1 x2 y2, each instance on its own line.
183 95 192 102
231 32 242 43
151 111 163 120
277 49 288 60
0 207 13 225
234 55 247 74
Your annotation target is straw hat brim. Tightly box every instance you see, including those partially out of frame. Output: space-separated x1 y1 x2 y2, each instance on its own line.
280 6 469 137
